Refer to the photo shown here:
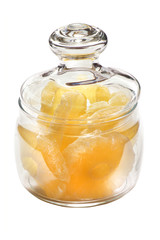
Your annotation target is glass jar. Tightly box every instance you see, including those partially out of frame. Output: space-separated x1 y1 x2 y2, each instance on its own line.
15 23 142 207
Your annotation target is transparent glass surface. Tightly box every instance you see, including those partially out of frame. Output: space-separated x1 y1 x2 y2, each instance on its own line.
15 23 143 207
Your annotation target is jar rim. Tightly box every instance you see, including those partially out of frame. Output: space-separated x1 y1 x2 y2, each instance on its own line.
18 96 138 126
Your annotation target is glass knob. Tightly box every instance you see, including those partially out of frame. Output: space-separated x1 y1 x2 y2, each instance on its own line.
49 23 108 60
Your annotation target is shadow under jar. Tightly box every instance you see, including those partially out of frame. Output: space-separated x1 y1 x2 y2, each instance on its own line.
15 23 142 207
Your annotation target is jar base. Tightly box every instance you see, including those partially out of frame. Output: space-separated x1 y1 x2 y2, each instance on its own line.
27 184 136 208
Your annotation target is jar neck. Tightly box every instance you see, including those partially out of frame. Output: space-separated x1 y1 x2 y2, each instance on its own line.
61 57 98 69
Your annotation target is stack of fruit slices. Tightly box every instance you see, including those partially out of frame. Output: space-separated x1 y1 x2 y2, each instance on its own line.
18 80 138 200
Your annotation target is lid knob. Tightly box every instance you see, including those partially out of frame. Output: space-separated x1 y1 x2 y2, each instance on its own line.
49 23 108 60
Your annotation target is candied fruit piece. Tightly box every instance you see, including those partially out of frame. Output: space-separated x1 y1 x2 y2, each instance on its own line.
87 85 110 103
89 105 123 120
54 91 87 119
31 149 58 184
86 101 109 116
53 87 69 112
59 130 82 151
108 139 135 190
95 85 111 102
22 157 37 177
80 102 123 133
109 91 129 106
41 81 72 116
18 125 68 197
18 125 37 149
41 179 66 199
63 131 129 175
120 122 139 142
47 90 87 150
37 135 68 181
18 128 57 182
89 162 112 179
63 132 129 199
41 81 58 115
65 174 112 200
87 105 123 132
75 85 110 103
53 94 72 119
40 90 87 151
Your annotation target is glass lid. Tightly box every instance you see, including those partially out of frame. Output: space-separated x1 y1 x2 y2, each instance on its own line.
19 23 140 123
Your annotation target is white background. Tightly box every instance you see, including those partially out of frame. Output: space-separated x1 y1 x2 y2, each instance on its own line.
1 0 160 239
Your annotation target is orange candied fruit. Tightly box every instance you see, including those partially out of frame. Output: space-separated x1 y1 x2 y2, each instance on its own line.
63 132 129 199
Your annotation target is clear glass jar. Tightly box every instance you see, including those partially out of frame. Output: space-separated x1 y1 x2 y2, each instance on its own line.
15 23 142 207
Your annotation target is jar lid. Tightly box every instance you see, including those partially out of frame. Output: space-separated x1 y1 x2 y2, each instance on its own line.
19 23 140 124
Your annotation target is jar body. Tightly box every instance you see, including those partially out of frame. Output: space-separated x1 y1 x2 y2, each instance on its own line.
15 105 142 207
15 23 143 207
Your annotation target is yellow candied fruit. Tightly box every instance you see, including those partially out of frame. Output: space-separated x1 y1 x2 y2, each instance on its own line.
53 87 70 113
80 104 123 133
89 105 123 120
41 179 66 199
95 85 111 102
41 81 87 119
22 157 38 177
75 85 111 104
120 122 139 142
36 135 68 181
54 91 87 119
18 125 68 181
41 81 58 115
107 139 135 190
51 91 87 150
18 128 60 186
86 101 109 116
41 81 72 116
109 91 130 106
18 125 37 149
